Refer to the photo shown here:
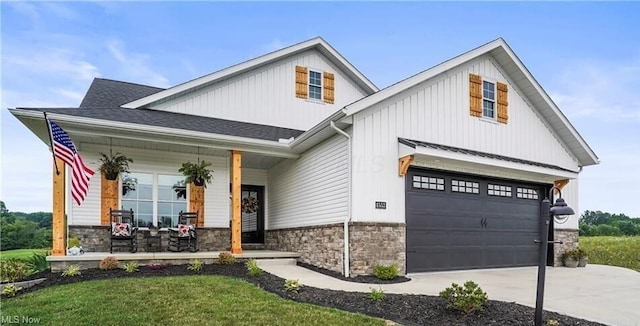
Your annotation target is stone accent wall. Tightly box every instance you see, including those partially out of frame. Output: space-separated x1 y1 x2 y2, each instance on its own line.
553 228 579 266
349 222 406 276
266 222 406 276
266 224 344 273
69 225 230 253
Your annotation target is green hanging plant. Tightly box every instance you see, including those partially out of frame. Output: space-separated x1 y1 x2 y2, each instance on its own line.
178 160 213 187
99 152 133 180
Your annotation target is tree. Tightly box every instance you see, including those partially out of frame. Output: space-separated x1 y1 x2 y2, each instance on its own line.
0 200 8 217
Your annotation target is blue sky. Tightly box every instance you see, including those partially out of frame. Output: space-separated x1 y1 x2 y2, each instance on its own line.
1 2 639 217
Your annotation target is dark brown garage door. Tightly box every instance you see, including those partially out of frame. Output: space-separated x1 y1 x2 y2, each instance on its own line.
406 168 547 273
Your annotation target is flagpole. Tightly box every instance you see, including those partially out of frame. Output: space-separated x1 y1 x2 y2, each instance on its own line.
44 112 60 175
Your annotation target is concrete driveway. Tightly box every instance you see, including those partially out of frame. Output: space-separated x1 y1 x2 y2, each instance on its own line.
258 260 640 326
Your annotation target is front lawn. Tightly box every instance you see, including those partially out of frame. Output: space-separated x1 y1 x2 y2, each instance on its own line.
0 249 48 261
580 236 640 272
1 275 384 326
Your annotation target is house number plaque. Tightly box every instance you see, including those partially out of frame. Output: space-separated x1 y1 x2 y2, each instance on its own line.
375 201 387 209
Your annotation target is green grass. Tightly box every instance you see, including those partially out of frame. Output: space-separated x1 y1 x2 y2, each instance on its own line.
580 236 640 272
0 249 48 261
1 276 385 326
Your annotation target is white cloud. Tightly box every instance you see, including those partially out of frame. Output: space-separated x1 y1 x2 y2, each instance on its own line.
3 49 100 83
106 38 170 88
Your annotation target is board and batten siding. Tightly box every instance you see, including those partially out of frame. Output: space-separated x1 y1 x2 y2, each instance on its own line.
350 54 581 224
268 134 348 229
149 50 369 131
69 145 230 228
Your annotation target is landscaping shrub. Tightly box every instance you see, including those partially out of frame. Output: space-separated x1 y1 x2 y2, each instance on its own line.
123 262 139 273
187 259 203 272
218 252 236 265
245 259 262 277
373 263 398 280
68 236 81 248
28 251 50 273
369 287 385 302
439 281 488 315
0 259 31 282
99 256 120 270
284 279 301 293
2 283 22 297
61 264 81 277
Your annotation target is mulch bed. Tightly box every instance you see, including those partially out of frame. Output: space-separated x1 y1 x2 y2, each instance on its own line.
6 262 606 326
297 261 411 284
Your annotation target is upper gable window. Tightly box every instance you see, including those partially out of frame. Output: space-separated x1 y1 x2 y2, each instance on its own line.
309 70 323 100
482 81 495 119
295 66 335 104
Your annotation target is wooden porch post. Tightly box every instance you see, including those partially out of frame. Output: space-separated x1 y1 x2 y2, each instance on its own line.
52 157 66 256
231 150 242 254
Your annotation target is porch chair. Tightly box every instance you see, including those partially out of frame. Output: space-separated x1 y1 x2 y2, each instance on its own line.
109 208 138 253
168 211 198 252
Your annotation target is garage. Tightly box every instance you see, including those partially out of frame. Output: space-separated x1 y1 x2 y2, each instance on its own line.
406 168 548 273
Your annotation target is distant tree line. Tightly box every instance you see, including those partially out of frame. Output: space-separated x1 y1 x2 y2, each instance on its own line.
579 210 640 236
0 201 52 250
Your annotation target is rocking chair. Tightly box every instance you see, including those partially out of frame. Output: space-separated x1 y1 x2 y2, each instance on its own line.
109 208 137 253
168 211 198 252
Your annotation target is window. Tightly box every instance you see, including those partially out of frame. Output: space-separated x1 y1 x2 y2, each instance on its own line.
516 187 539 200
121 172 187 228
488 184 512 197
309 70 322 100
452 179 479 194
482 81 495 118
412 175 445 191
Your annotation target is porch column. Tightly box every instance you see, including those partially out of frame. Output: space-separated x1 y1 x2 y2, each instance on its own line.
231 150 242 254
52 157 66 256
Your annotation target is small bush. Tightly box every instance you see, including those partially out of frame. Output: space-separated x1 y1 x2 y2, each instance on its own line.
2 283 22 297
28 251 50 273
373 263 398 280
147 263 170 271
547 320 560 326
99 256 120 270
369 287 385 302
439 281 488 315
245 259 263 277
61 264 81 277
284 279 301 293
0 259 31 282
218 252 236 265
68 236 81 248
187 259 203 272
122 262 139 273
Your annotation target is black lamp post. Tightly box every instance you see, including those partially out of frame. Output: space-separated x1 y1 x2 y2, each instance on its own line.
534 186 575 326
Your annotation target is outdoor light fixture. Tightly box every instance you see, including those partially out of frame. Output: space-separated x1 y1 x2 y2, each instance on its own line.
534 186 575 326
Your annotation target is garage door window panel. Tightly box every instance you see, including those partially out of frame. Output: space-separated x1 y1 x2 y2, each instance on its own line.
516 187 539 200
451 179 479 194
488 184 512 197
412 175 444 191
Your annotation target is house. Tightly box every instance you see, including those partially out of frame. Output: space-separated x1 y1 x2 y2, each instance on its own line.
10 37 598 276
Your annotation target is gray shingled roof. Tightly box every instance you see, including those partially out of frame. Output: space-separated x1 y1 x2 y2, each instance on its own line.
20 107 305 142
79 78 165 108
399 138 576 173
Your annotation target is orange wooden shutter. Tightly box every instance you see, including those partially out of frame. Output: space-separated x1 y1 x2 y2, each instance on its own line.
497 82 509 124
469 74 483 117
295 66 308 98
323 72 335 104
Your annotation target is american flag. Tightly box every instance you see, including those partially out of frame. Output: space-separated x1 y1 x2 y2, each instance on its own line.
48 119 95 206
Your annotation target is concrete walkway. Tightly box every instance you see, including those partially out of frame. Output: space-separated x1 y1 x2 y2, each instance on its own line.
257 260 640 326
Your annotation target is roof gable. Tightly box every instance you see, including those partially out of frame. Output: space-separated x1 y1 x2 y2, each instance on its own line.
344 38 599 167
80 78 164 108
122 37 378 109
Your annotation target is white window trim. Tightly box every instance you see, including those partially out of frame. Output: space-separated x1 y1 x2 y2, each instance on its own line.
308 68 323 101
119 171 189 229
482 78 497 120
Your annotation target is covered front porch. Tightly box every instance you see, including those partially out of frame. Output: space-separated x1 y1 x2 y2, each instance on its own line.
46 250 301 272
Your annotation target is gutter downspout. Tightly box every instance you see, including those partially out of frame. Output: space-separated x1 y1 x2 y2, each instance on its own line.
330 121 352 278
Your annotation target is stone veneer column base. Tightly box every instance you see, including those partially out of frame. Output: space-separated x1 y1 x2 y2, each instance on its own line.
69 225 230 253
553 228 579 266
265 222 406 277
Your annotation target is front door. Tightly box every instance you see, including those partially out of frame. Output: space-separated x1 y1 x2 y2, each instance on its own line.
241 185 264 244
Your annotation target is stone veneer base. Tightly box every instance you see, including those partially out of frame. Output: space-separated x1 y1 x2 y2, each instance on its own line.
68 225 230 253
553 228 579 266
265 222 406 276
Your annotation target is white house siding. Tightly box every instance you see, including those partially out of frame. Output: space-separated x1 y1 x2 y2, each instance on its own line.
268 134 348 229
69 145 230 228
351 54 581 224
150 50 369 131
